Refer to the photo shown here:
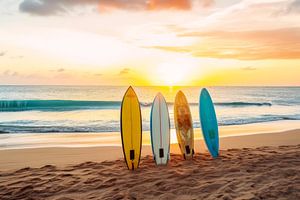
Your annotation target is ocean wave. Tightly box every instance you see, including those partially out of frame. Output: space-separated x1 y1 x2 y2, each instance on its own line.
0 125 120 133
1 115 299 133
0 100 157 111
0 100 122 112
214 102 272 107
141 101 273 108
0 100 273 112
217 115 300 126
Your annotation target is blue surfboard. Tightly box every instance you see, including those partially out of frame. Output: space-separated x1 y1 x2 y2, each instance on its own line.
199 88 219 158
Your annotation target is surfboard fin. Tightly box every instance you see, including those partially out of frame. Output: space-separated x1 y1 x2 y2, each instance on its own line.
159 148 164 158
130 150 135 160
185 145 191 154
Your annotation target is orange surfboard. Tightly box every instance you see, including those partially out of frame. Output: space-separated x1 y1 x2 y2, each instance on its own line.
174 90 194 159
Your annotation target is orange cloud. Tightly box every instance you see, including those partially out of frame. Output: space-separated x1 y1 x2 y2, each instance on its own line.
149 28 300 60
19 0 213 15
147 0 191 10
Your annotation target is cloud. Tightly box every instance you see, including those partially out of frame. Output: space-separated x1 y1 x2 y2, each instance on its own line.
150 28 300 60
287 0 300 14
119 68 131 75
273 0 300 15
10 56 24 59
12 72 19 76
195 0 299 33
19 0 66 16
57 68 65 72
147 0 191 10
242 66 256 71
200 0 214 8
49 68 66 73
2 70 19 76
94 73 103 76
3 70 9 76
19 0 214 15
0 51 6 57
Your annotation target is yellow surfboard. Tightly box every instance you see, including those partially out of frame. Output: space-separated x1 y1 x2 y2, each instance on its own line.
174 90 194 159
120 86 142 170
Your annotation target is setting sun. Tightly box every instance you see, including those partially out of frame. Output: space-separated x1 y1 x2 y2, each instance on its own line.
154 58 199 86
157 62 187 86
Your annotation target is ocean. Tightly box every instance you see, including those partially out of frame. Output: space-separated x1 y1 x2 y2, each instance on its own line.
0 86 300 134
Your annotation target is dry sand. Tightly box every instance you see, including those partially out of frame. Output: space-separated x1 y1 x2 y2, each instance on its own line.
0 145 299 200
0 129 299 200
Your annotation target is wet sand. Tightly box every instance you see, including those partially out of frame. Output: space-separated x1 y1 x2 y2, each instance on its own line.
0 129 299 171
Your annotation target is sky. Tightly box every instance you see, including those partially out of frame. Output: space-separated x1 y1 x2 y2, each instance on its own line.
0 0 299 86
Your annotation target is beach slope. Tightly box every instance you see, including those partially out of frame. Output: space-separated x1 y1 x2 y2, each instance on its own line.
0 145 299 200
0 130 299 200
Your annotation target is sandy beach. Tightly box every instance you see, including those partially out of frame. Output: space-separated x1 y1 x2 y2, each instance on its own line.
1 0 300 198
0 128 300 200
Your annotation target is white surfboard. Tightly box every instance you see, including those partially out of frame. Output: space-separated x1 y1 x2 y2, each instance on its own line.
150 93 171 165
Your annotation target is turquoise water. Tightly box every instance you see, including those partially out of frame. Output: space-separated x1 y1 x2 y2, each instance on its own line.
0 86 299 133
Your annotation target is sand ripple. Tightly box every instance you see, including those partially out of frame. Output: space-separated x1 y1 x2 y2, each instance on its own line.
0 145 299 200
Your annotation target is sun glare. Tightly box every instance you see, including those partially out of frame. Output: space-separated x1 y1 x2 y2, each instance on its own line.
157 62 188 86
155 58 199 86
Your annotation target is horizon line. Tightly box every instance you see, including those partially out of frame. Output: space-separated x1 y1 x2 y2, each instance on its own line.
0 84 299 88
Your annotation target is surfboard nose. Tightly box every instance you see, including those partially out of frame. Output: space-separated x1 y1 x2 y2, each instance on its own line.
126 86 134 93
155 92 162 100
177 90 184 96
201 88 209 96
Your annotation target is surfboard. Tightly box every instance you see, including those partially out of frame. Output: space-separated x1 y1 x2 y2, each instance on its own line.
120 86 142 170
174 90 194 159
150 93 170 165
199 88 219 158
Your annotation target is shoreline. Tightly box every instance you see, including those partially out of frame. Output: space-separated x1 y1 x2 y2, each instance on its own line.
0 128 299 172
1 120 300 150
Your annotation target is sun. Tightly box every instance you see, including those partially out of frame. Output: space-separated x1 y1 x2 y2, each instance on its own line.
153 57 199 86
157 62 187 86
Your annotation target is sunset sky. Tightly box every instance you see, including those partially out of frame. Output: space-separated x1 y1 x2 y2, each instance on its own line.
0 0 299 86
